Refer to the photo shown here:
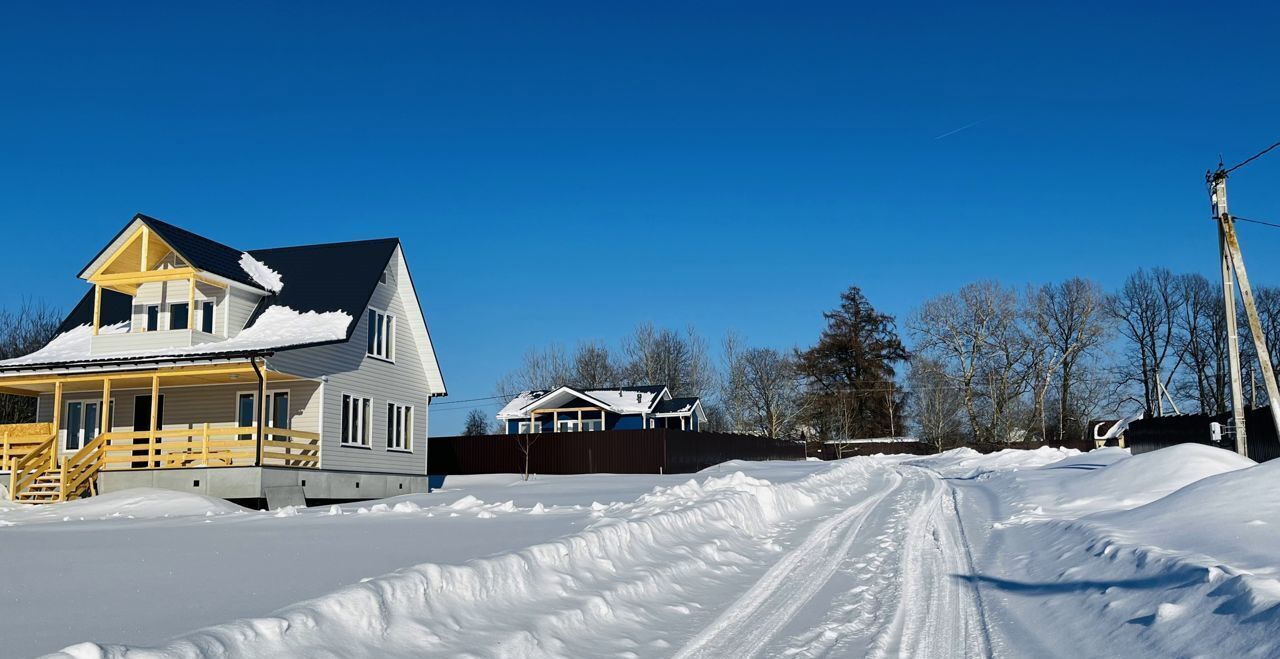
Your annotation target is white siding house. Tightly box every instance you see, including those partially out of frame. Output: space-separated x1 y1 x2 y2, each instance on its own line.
0 213 446 506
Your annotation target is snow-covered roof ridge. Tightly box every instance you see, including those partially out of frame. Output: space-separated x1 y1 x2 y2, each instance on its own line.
239 253 283 293
498 384 677 419
0 306 352 369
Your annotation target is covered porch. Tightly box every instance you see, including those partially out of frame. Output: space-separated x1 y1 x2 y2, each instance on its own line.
0 359 322 503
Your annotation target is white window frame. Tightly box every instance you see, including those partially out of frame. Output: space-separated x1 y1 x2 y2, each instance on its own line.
556 420 579 433
581 418 604 432
386 401 413 452
366 308 396 362
516 421 540 434
341 394 373 448
200 299 216 334
168 302 190 331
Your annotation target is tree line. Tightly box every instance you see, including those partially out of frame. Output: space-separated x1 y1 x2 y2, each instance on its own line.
487 268 1280 450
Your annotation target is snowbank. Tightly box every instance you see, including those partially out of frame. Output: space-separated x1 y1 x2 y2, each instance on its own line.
239 253 283 293
51 460 886 658
0 488 246 525
905 445 1080 479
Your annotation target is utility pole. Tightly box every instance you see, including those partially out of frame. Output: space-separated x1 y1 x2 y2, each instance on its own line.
1209 167 1280 457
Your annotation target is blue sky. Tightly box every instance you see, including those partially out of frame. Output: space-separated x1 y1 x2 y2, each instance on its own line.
2 2 1280 433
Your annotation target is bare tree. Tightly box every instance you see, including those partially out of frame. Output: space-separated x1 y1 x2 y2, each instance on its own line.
462 409 491 436
724 345 806 438
1106 268 1184 416
1026 278 1109 439
570 340 620 389
1174 274 1228 414
0 301 62 424
911 281 1031 443
907 357 964 452
622 323 714 397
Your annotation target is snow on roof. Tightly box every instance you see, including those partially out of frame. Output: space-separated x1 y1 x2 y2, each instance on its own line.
497 390 547 419
497 386 668 419
239 252 283 293
0 306 352 369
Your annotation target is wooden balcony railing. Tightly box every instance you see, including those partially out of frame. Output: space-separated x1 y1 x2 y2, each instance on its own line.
96 425 321 470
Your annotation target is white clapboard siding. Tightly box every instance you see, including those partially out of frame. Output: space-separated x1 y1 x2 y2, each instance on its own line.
265 248 436 476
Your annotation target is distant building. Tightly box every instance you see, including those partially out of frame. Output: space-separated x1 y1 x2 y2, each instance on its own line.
497 385 706 434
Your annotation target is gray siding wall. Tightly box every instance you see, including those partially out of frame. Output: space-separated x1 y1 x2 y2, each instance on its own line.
267 252 433 475
226 288 262 338
37 381 321 454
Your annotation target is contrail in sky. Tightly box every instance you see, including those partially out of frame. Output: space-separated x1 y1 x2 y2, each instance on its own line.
933 120 982 140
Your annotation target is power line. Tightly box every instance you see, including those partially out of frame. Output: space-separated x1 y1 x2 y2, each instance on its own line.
1232 215 1280 230
1224 138 1280 174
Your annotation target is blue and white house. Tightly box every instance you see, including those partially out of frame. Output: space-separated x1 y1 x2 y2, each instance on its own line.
497 385 706 434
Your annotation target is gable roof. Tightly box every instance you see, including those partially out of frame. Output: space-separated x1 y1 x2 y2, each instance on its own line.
498 384 674 419
3 216 434 375
79 214 263 289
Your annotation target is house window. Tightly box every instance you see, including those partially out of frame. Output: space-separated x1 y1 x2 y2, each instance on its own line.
201 301 215 334
146 306 159 332
517 421 540 434
237 392 256 440
169 303 189 330
557 420 578 432
386 403 413 451
380 268 389 284
366 309 395 361
582 418 603 432
341 394 372 447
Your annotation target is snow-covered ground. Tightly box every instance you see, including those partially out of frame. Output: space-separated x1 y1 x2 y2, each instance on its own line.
2 446 1277 658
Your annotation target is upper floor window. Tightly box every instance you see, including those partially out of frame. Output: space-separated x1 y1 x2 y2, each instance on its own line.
380 268 389 284
201 301 215 334
366 308 395 361
145 306 159 332
169 303 189 331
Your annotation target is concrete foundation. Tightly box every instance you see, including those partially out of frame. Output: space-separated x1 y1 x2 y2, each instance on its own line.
98 467 430 503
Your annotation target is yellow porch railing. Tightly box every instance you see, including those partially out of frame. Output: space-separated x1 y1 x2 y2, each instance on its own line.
11 424 322 502
1 423 55 472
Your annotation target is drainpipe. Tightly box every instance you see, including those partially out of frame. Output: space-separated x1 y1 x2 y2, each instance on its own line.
250 357 265 466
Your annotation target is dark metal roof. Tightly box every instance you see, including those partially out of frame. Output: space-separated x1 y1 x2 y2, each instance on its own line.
653 397 700 414
24 220 405 370
244 238 400 341
140 215 262 288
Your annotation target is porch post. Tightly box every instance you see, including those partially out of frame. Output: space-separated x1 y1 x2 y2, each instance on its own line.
149 375 159 468
187 275 196 329
258 364 267 465
92 285 102 336
100 378 112 441
50 381 63 468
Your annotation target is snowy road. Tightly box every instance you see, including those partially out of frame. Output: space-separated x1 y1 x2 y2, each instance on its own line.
12 446 1280 658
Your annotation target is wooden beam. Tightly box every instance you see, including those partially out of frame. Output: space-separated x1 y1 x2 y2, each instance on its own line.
187 275 196 330
0 363 261 389
140 226 149 271
149 375 159 467
91 267 197 286
100 378 112 438
50 381 62 468
91 228 144 278
92 285 102 336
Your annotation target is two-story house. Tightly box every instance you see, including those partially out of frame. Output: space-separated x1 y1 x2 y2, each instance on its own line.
497 385 705 434
0 214 445 505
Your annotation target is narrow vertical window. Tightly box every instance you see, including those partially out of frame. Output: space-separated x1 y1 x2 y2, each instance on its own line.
365 309 395 360
341 394 351 444
366 310 377 353
146 306 159 332
169 303 189 330
201 301 215 334
66 402 83 451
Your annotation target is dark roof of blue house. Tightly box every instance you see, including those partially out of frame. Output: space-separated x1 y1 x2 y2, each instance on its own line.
653 397 701 414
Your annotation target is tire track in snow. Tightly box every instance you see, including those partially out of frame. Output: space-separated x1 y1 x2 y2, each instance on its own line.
672 470 904 659
870 468 992 659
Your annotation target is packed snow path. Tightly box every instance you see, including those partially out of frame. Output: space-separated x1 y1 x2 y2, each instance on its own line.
45 461 992 658
25 446 1280 657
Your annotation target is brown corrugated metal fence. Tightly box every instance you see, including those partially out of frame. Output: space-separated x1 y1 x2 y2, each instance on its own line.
428 429 806 475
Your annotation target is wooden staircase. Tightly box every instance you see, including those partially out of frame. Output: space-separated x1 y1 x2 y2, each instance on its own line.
8 434 104 504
